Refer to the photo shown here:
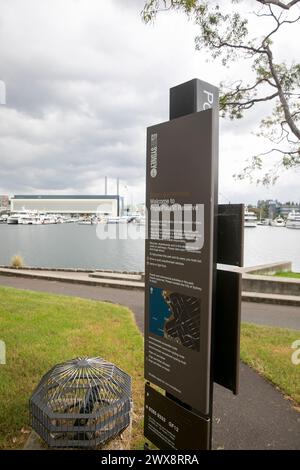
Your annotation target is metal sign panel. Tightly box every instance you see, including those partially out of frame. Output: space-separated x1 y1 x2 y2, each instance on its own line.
214 204 243 393
217 204 244 266
213 269 242 394
144 108 218 414
170 78 218 120
144 384 210 450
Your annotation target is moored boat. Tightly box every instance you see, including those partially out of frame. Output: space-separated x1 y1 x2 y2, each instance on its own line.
257 218 270 226
0 214 8 223
270 216 285 227
7 213 23 224
286 210 300 229
244 207 257 227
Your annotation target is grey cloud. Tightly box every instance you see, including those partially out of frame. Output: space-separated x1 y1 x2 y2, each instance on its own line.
0 2 160 197
0 0 299 205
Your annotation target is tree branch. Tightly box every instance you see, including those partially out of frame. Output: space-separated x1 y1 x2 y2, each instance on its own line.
223 78 276 95
222 92 279 110
257 0 300 10
209 40 266 55
262 5 300 45
257 147 299 156
142 0 300 180
265 45 300 140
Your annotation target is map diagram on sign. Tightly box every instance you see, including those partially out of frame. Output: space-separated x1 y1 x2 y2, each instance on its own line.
149 286 201 352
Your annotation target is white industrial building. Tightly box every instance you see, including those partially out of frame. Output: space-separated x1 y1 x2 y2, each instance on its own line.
10 195 122 216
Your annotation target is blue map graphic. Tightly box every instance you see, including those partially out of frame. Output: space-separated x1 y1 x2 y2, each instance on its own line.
149 286 171 337
149 286 201 351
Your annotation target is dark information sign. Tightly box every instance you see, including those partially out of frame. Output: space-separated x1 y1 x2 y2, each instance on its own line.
144 108 218 414
144 384 210 450
217 204 244 267
214 269 242 394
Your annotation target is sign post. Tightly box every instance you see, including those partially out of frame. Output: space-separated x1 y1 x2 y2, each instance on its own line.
144 79 219 449
144 78 243 450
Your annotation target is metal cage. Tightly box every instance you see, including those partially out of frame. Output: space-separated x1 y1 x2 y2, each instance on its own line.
29 357 132 448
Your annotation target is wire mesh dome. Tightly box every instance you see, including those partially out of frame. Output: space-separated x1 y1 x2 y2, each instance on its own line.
29 357 132 448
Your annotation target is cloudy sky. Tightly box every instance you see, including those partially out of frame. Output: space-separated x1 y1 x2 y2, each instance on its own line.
0 0 299 205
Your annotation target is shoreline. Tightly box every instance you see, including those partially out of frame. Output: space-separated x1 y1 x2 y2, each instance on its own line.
1 261 300 306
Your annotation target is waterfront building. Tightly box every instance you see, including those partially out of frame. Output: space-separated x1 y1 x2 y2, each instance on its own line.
10 195 122 217
279 203 300 217
257 199 300 219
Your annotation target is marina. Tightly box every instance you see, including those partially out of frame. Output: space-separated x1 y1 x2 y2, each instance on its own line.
1 211 145 226
0 223 299 272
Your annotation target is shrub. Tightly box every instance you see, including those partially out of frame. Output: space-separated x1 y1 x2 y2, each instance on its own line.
10 255 24 268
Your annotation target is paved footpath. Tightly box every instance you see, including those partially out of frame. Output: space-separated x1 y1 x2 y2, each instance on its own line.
0 274 299 449
242 301 300 330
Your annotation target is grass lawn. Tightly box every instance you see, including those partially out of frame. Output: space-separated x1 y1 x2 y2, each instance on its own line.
0 286 144 450
240 323 300 405
274 271 300 279
1 286 299 450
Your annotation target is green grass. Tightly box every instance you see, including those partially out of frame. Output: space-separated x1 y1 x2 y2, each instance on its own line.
240 323 300 405
0 286 144 450
274 271 300 279
1 286 299 449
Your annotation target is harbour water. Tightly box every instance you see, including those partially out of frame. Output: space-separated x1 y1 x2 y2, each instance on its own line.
0 224 299 272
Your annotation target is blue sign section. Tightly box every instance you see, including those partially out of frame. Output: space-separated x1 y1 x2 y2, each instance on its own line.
149 286 171 337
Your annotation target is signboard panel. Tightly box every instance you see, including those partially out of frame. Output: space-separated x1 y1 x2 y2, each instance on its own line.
217 204 244 266
144 384 210 450
144 108 218 414
214 269 242 394
214 204 243 393
170 78 218 120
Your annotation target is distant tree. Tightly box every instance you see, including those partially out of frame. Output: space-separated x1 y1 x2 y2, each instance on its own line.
142 0 300 184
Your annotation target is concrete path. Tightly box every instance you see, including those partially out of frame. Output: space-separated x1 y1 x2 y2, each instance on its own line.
2 267 300 307
0 267 144 290
0 274 299 449
242 301 300 330
0 274 299 330
213 363 300 450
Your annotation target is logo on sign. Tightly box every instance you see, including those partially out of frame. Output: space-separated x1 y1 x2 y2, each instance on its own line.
203 90 214 110
150 133 158 178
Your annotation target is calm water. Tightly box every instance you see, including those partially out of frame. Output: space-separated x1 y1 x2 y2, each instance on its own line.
0 224 299 272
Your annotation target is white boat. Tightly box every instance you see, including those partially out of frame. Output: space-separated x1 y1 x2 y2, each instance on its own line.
120 215 134 223
125 212 146 224
257 218 270 226
270 216 285 227
104 214 142 224
41 215 57 224
286 210 300 229
63 217 78 223
19 211 57 225
7 213 24 224
20 213 43 225
105 216 129 224
7 210 58 225
106 217 121 224
78 217 95 225
244 208 257 227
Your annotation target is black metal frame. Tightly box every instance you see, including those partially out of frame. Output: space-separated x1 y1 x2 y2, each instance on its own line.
29 357 132 448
